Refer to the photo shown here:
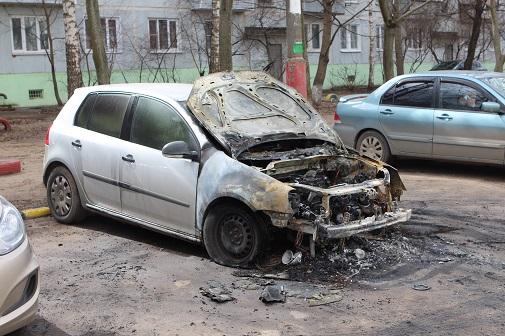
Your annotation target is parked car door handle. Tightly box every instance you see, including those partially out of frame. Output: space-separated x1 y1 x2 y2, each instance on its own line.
436 114 453 121
380 109 394 115
121 154 135 163
71 140 82 148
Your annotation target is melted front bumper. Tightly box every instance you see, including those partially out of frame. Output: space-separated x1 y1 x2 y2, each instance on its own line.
319 208 412 239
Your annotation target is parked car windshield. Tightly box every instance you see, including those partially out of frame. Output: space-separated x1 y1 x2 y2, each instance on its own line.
431 61 460 71
482 76 505 98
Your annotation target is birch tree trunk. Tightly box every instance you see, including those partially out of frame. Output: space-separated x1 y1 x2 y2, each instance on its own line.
209 0 221 73
85 0 109 84
490 0 505 72
219 0 233 71
382 24 395 80
63 0 83 97
41 0 63 106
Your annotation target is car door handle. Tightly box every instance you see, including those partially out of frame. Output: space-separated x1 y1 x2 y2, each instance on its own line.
71 140 82 148
121 154 135 163
380 109 394 115
436 114 453 121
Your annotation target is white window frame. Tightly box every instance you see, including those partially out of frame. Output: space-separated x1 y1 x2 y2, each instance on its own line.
10 16 48 55
345 0 359 5
84 17 122 53
407 28 423 51
305 22 322 52
376 24 384 51
148 18 180 53
340 23 361 52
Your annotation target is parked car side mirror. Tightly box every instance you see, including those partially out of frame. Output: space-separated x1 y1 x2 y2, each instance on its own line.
481 101 501 113
162 141 199 161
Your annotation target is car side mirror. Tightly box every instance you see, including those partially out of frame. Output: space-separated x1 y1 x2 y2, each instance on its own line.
162 141 199 161
481 101 501 113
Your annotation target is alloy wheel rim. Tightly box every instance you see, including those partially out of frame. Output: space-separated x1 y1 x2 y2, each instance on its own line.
50 175 72 216
360 136 383 160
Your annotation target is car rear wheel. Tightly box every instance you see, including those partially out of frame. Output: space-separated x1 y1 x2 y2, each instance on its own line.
203 203 265 267
357 130 391 162
47 166 87 223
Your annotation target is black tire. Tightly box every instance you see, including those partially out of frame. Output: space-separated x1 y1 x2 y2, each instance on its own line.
46 166 87 223
356 130 391 163
203 203 265 267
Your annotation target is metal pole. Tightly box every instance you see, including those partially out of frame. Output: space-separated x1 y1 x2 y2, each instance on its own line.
286 0 308 98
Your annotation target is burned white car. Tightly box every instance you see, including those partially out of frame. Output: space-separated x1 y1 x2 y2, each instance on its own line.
43 71 410 267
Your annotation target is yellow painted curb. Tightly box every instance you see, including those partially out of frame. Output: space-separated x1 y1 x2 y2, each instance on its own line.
21 207 51 219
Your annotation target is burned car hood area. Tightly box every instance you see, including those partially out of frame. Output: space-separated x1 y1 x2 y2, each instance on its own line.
189 71 410 245
187 71 343 157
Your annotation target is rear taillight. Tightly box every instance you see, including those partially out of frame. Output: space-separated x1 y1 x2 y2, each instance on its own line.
44 125 51 145
334 110 342 124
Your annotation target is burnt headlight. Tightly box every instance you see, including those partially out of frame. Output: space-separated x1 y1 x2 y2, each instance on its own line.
0 196 26 255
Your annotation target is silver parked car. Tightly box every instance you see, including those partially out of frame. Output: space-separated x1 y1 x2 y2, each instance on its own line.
334 71 505 164
43 72 411 267
0 196 39 336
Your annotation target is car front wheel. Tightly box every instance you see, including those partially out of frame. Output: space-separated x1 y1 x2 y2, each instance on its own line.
357 130 391 162
47 166 87 223
203 203 265 267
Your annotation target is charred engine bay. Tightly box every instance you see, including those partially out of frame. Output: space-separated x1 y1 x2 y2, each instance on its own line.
238 140 392 228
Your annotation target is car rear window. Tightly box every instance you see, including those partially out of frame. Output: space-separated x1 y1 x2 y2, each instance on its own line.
84 94 130 138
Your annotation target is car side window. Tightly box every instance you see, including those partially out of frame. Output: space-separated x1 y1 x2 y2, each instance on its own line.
381 86 395 105
74 94 96 128
393 81 434 108
440 82 489 112
130 97 197 151
87 93 130 138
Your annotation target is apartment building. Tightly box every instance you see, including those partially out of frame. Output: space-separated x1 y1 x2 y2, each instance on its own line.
0 0 496 107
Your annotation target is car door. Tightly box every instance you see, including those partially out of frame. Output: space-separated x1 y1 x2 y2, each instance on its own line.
71 92 132 212
119 96 200 237
378 78 435 156
433 80 505 163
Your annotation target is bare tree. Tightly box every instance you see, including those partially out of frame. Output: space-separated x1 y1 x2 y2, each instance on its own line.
85 0 109 84
367 4 375 90
219 0 233 71
378 0 433 81
463 0 488 70
312 0 372 105
210 0 221 73
62 0 83 97
41 0 63 105
489 0 504 71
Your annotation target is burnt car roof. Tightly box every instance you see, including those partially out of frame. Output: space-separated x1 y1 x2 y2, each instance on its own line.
187 71 342 157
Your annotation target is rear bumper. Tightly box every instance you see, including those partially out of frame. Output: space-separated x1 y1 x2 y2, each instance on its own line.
333 123 357 148
320 208 412 239
0 239 39 336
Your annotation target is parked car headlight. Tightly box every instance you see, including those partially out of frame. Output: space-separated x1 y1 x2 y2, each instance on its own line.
0 196 26 255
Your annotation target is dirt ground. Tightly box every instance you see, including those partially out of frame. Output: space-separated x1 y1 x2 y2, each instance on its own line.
1 108 505 336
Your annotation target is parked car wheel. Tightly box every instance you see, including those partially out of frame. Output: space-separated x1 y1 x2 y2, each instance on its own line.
47 166 87 223
357 130 391 162
203 203 265 267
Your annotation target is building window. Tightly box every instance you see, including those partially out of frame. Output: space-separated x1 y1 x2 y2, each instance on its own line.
407 28 423 50
204 21 212 55
304 23 321 51
257 0 273 7
11 17 48 53
28 89 43 99
85 17 120 52
376 25 384 50
341 24 360 51
345 0 359 5
149 19 178 52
